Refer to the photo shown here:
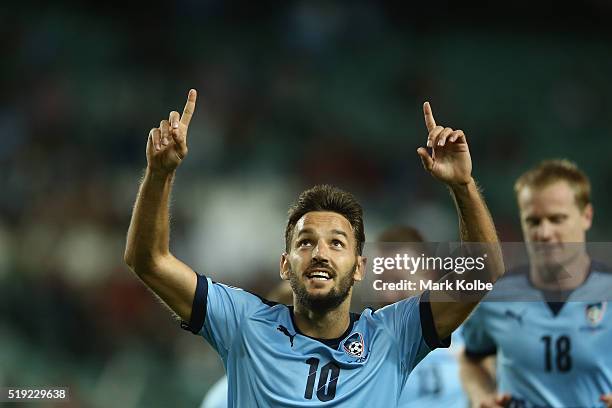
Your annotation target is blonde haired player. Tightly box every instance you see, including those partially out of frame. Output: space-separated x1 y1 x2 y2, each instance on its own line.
460 160 612 408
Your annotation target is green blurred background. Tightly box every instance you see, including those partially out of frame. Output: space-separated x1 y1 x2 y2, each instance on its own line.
2 1 612 406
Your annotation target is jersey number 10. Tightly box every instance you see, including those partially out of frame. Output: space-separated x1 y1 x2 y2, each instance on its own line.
304 358 340 402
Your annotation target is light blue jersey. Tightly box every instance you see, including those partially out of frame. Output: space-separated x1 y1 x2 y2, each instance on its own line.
183 274 449 407
463 265 612 408
200 323 467 408
399 330 467 408
201 376 228 408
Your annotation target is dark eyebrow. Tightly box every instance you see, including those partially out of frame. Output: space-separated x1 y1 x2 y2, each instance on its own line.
296 228 315 237
296 228 348 239
331 229 348 239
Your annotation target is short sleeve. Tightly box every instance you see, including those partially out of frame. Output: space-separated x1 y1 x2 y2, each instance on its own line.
374 291 450 372
181 273 267 360
462 304 497 358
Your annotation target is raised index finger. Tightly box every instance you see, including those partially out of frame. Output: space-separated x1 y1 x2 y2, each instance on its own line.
423 101 436 132
180 89 198 127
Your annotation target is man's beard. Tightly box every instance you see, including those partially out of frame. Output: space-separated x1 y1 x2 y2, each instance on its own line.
289 262 356 312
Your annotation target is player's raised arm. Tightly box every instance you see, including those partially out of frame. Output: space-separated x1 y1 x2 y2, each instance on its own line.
416 102 504 339
124 89 198 322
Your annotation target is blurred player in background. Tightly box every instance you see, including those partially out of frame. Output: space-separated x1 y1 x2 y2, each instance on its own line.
460 160 612 408
124 89 504 406
375 226 468 408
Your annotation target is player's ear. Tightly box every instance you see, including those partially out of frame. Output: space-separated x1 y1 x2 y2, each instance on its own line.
280 252 290 280
582 203 593 231
354 256 367 282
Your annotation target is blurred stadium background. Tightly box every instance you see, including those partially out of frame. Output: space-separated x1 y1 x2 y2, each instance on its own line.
2 1 612 406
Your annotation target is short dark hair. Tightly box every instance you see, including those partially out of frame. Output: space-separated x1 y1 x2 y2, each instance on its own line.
376 225 428 259
285 185 365 254
376 226 424 243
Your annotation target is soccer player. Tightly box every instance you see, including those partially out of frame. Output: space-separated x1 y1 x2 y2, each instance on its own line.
124 89 504 407
459 160 612 408
202 227 469 408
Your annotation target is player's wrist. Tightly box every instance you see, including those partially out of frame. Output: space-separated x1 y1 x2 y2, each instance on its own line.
469 387 497 405
447 177 477 198
447 176 475 188
146 166 176 180
471 395 495 408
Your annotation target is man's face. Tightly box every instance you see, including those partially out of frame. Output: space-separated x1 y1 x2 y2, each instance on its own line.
280 211 365 311
517 180 592 266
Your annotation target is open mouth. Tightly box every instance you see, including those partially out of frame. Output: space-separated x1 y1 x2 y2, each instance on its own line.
306 270 333 281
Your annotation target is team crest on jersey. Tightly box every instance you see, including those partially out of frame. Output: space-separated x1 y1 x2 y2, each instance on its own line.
343 332 365 358
585 302 607 327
